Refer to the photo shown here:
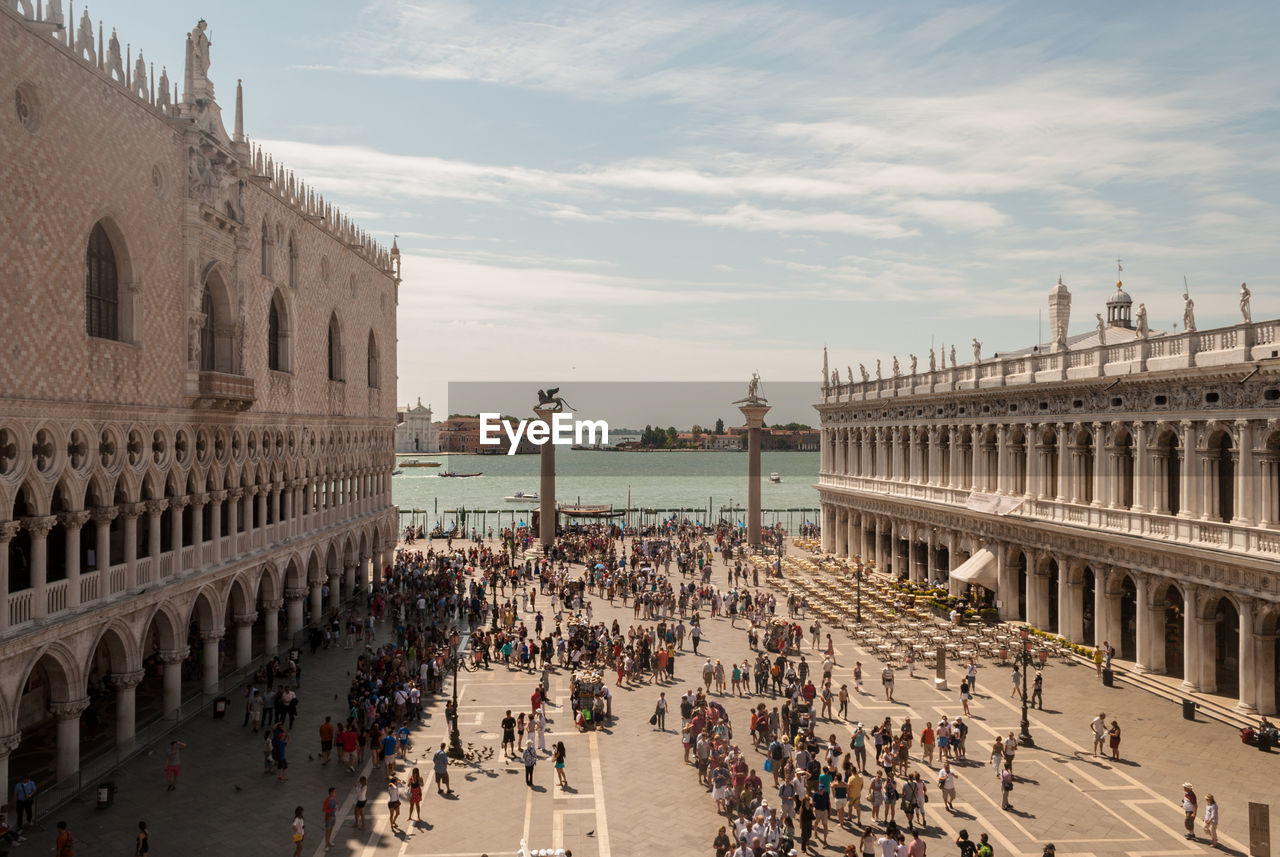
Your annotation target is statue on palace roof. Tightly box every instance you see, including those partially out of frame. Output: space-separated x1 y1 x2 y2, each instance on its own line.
1241 283 1252 324
972 339 981 362
1136 303 1149 338
1183 293 1196 332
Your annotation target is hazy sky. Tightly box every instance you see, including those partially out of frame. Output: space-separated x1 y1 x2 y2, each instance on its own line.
103 2 1280 418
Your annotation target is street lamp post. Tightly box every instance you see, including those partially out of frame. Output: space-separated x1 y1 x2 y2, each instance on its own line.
1013 627 1036 746
446 650 465 759
490 570 500 632
855 563 863 625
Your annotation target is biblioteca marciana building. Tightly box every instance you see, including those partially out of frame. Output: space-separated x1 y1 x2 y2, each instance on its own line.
818 276 1280 715
0 5 400 791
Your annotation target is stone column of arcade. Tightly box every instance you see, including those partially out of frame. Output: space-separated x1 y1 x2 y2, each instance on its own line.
200 629 224 695
50 698 90 783
285 587 307 639
234 612 258 669
159 648 189 720
109 669 145 753
737 400 772 547
535 406 557 552
0 733 21 799
262 599 282 655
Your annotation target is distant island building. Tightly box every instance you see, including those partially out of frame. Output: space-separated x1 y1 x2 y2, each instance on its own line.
818 276 1280 715
395 399 440 453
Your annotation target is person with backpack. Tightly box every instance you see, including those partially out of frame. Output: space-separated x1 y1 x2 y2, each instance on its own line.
1000 763 1014 811
977 832 995 857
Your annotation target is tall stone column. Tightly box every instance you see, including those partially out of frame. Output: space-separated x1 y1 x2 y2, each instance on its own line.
0 521 19 633
345 561 357 601
1197 617 1217 693
310 580 324 625
189 495 206 562
535 406 557 551
1236 420 1256 526
908 531 921 582
1091 422 1106 507
159 648 188 720
169 498 187 566
51 698 90 784
208 490 225 563
889 520 899 578
122 503 141 589
1132 423 1148 512
1055 423 1070 503
262 599 282 656
874 518 885 572
738 402 771 547
926 428 939 486
285 587 307 639
1093 569 1109 646
109 670 145 753
328 571 341 612
1132 573 1152 673
233 612 258 670
0 733 22 800
1058 560 1078 642
200 630 224 694
61 510 90 610
226 488 242 553
926 530 937 583
1024 423 1036 496
1181 585 1201 691
1178 422 1196 519
1236 601 1256 713
146 500 166 567
1256 633 1278 716
995 424 1009 495
23 516 56 621
93 506 115 575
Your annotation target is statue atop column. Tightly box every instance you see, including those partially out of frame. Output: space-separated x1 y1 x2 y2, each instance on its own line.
1183 293 1196 332
876 360 882 381
859 364 869 384
186 19 215 101
1240 282 1252 324
535 387 574 411
734 373 767 405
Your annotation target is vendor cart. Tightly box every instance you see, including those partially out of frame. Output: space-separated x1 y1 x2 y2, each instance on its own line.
764 618 793 653
572 670 603 730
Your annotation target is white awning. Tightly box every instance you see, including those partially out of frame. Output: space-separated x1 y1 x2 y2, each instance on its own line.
950 548 998 590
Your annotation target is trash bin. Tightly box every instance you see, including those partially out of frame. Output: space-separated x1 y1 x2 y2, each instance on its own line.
213 695 229 718
97 781 115 808
1101 668 1114 687
1181 699 1196 721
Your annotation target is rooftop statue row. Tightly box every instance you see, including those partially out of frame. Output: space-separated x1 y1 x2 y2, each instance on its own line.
7 3 395 275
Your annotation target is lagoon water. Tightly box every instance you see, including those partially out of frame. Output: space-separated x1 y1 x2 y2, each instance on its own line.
392 449 819 530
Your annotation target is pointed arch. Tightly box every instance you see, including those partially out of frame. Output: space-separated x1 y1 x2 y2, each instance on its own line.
367 329 380 389
327 311 344 381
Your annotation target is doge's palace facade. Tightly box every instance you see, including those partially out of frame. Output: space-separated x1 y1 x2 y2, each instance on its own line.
0 5 400 790
818 278 1280 715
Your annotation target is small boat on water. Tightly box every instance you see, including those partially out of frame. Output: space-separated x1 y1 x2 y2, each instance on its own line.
399 459 442 468
392 469 404 476
769 472 782 483
440 472 482 478
504 491 539 503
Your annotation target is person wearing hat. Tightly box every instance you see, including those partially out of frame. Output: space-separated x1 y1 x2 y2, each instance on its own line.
1181 783 1198 840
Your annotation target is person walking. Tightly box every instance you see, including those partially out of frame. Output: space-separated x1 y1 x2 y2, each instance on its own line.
999 763 1014 811
1181 783 1198 841
534 706 548 751
655 692 668 730
54 821 74 857
290 807 306 857
523 741 538 787
322 786 338 848
838 684 850 719
938 763 957 811
134 821 149 856
554 741 568 789
882 665 895 702
1108 720 1122 760
1090 712 1107 756
1009 666 1021 698
319 716 335 765
164 739 187 790
965 659 979 693
407 768 425 821
12 775 35 832
959 679 972 716
354 777 368 830
387 776 402 831
434 743 453 795
1203 794 1219 846
1030 671 1043 709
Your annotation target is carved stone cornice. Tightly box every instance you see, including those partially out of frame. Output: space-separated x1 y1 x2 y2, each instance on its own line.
157 648 190 665
232 611 259 627
0 732 22 755
0 521 20 543
49 698 91 720
284 587 308 600
107 669 146 690
144 499 170 516
59 510 92 529
21 515 57 537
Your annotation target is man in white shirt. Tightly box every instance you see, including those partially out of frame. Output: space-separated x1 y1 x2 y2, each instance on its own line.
1090 712 1107 755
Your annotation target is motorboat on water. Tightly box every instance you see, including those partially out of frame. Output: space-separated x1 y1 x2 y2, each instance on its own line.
504 491 539 503
440 471 482 478
392 469 403 476
399 459 442 467
769 472 782 483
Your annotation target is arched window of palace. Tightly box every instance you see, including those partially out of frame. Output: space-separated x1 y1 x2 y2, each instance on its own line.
268 289 292 372
327 312 343 382
367 330 380 388
85 222 120 340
